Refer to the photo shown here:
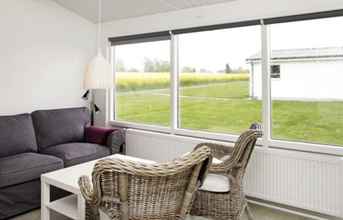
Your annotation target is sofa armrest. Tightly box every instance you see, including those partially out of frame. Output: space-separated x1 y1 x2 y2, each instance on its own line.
106 129 126 154
85 126 126 154
85 126 117 146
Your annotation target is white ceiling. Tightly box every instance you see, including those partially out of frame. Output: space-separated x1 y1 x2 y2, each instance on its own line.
53 0 236 23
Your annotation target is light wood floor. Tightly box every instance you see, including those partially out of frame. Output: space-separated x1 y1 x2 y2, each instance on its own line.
10 204 312 220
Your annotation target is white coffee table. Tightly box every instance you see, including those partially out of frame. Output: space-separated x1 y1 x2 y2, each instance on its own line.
41 154 154 220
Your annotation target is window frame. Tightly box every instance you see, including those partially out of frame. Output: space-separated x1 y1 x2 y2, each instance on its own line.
109 11 343 156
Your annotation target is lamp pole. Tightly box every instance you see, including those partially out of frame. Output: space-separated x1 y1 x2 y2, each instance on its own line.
90 90 95 126
82 89 100 126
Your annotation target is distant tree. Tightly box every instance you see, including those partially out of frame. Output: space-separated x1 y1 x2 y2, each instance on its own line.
144 58 170 72
154 59 170 72
182 66 196 73
128 68 139 72
144 58 155 72
225 63 232 74
236 66 249 73
199 68 212 73
116 59 126 72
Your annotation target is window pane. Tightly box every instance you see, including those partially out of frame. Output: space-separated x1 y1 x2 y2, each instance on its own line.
179 26 262 134
114 40 170 126
270 17 343 146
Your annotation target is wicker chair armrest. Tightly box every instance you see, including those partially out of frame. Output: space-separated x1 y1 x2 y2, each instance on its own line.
78 175 95 204
195 142 233 159
194 143 236 174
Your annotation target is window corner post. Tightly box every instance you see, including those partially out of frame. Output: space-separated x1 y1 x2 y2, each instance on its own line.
261 21 272 148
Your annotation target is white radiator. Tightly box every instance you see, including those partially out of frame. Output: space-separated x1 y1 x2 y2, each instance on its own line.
126 129 343 218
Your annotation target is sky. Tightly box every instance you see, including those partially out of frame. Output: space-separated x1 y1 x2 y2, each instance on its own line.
114 16 343 73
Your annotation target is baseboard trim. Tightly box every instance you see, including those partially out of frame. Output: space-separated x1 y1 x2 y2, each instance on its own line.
248 197 342 220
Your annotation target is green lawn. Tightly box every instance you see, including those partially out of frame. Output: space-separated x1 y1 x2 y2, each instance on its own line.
116 80 343 146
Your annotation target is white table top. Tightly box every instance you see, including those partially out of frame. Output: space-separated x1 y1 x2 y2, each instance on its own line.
41 154 155 195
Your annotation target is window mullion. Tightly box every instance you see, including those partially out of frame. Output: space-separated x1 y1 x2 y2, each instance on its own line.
261 22 272 148
170 33 179 133
111 46 117 121
106 42 113 124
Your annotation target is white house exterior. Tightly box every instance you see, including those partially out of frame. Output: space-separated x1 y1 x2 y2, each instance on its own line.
246 47 343 101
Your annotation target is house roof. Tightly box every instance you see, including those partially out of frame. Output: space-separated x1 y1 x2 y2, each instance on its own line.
246 47 343 62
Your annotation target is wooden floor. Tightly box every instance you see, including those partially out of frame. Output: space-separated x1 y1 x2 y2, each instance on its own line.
11 204 312 220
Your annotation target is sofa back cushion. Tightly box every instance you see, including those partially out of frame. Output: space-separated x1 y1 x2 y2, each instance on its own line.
32 107 90 150
0 114 38 157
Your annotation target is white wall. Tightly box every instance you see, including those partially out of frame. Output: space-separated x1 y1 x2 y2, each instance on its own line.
251 59 343 100
0 0 96 115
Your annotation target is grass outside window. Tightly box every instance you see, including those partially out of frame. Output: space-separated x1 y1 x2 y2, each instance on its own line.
115 72 343 146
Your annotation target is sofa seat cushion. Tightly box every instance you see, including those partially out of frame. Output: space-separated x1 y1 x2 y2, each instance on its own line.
199 174 230 193
0 153 63 188
41 143 110 167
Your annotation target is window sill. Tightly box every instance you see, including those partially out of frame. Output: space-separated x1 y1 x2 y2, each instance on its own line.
109 120 242 142
109 120 343 156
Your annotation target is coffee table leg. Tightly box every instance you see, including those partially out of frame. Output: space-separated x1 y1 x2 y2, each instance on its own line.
78 194 86 220
41 180 50 220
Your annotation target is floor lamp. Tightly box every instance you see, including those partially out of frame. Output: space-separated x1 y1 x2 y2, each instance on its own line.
82 90 101 125
83 0 113 125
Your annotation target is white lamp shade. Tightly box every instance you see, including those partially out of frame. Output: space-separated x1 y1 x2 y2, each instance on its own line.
84 52 113 89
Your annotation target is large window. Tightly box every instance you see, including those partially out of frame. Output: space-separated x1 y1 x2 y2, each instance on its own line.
114 40 171 126
110 11 343 154
178 26 261 134
270 17 343 146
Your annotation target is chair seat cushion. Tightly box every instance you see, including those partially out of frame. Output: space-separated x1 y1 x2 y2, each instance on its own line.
41 143 110 167
199 174 230 193
0 153 63 188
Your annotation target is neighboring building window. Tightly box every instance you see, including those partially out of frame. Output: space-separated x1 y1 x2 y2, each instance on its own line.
113 40 171 127
270 16 343 146
270 65 280 78
178 26 262 134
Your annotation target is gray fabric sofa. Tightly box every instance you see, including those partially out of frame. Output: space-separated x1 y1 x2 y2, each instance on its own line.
0 107 125 219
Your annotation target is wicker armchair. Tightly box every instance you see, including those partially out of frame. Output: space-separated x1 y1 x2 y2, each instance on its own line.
78 145 212 220
190 123 262 220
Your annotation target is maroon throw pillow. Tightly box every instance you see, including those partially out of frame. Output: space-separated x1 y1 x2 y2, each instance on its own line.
85 126 117 145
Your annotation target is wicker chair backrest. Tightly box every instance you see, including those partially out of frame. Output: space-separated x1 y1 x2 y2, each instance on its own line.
90 146 212 220
225 123 262 178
